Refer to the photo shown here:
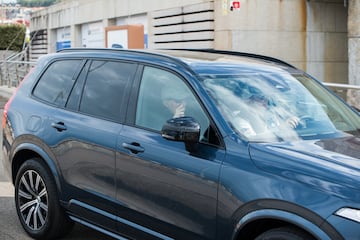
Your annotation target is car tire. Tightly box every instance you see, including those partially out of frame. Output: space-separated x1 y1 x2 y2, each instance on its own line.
255 226 315 240
14 158 74 239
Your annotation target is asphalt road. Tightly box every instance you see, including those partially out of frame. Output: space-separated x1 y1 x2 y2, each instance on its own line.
0 96 115 240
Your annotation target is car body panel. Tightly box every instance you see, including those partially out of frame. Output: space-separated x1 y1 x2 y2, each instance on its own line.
49 107 121 232
116 125 225 239
249 138 360 201
217 135 348 240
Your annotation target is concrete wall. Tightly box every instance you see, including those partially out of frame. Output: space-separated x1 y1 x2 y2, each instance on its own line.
348 0 360 109
31 0 208 52
213 0 348 84
306 0 348 84
148 2 215 49
32 0 209 28
30 0 349 85
214 0 307 69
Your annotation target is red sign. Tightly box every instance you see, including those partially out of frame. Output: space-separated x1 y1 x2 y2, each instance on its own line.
231 1 240 11
233 1 240 9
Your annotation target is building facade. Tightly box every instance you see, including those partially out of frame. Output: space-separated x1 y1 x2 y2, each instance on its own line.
30 0 359 107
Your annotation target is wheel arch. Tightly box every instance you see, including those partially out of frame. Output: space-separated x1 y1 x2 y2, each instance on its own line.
231 199 343 240
11 141 62 193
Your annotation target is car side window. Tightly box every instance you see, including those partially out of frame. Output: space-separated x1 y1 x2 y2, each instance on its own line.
136 66 217 144
79 60 137 122
33 60 83 106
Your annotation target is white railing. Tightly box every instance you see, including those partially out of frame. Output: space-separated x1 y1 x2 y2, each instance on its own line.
323 82 360 91
323 82 360 111
0 50 36 87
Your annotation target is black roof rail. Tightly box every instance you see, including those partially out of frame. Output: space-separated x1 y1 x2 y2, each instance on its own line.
170 48 296 69
56 47 124 53
56 47 195 72
56 47 296 69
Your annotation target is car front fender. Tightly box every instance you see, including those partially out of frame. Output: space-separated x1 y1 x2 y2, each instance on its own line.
231 199 343 240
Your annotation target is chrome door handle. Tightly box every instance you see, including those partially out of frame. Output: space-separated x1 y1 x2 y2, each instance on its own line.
51 122 67 132
122 142 144 154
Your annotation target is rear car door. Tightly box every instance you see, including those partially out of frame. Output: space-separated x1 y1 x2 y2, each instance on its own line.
116 66 225 240
33 58 138 233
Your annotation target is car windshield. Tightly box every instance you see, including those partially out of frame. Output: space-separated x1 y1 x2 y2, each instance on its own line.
200 73 360 142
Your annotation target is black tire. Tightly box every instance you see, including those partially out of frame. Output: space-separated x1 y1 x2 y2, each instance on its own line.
255 226 315 240
14 158 74 240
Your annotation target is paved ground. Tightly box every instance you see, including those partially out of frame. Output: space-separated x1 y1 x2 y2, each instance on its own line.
0 93 115 240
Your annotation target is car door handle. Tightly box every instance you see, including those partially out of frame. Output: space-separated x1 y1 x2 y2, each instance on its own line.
51 122 67 132
122 142 144 154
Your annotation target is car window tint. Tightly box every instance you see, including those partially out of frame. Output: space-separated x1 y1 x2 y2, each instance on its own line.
136 66 212 142
33 60 82 106
79 60 136 122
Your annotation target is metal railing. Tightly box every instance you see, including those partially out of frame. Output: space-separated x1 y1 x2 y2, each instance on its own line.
0 50 36 87
323 82 360 111
323 82 360 91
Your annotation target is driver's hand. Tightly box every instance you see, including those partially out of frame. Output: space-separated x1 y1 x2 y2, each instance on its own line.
174 102 186 118
287 116 300 128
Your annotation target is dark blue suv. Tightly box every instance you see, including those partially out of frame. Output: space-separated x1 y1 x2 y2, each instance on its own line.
2 48 360 240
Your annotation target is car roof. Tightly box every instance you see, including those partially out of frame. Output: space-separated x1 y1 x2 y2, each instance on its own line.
158 49 301 75
53 48 303 75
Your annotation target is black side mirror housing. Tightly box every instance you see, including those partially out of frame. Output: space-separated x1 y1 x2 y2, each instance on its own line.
161 117 200 143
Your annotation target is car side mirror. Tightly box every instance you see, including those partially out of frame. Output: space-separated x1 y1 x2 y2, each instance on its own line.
161 116 200 143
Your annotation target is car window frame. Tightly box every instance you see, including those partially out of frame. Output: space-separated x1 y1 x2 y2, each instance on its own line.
31 58 86 107
125 63 225 149
31 56 139 125
68 58 139 124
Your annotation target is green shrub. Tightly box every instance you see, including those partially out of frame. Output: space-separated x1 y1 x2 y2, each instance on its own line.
0 25 26 51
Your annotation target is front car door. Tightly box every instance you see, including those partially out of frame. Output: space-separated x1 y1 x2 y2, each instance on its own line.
116 66 225 239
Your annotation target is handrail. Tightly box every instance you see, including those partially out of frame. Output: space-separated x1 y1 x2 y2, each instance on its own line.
323 82 360 111
0 57 35 87
0 60 35 65
323 82 360 90
5 51 26 62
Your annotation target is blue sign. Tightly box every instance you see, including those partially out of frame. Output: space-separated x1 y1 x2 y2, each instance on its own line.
56 41 71 51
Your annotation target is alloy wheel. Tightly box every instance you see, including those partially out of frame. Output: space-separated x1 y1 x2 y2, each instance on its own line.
17 169 48 231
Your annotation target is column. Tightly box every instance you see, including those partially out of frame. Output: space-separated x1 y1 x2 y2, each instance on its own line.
348 0 360 109
71 24 82 48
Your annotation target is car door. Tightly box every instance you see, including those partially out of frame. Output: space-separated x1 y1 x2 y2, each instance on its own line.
35 59 138 233
116 66 225 240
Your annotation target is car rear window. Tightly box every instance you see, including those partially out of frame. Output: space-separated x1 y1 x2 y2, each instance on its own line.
33 59 83 106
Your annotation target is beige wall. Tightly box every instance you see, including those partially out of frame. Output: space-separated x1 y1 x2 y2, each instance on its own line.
32 0 209 29
213 0 347 84
214 0 307 67
30 0 349 85
31 0 209 52
306 0 348 84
